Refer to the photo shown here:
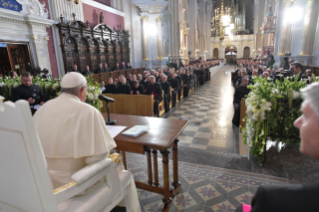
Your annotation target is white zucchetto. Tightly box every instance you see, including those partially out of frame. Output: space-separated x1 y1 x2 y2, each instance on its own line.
61 72 87 88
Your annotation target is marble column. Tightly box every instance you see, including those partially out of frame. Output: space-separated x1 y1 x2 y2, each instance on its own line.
277 4 290 56
141 16 150 61
156 16 164 60
299 0 315 55
168 0 182 61
187 0 198 59
206 1 213 59
198 0 207 60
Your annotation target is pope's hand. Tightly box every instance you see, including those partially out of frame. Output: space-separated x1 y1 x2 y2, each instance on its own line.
28 98 35 104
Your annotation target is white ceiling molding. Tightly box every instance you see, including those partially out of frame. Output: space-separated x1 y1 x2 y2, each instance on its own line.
81 0 125 17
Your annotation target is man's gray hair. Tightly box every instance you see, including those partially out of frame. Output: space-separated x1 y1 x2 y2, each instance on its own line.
301 82 319 119
61 82 86 96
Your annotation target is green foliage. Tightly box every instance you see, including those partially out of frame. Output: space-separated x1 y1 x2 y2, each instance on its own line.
243 76 318 164
0 75 103 111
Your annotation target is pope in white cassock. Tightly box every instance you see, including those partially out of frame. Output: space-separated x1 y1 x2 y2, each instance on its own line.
33 72 140 211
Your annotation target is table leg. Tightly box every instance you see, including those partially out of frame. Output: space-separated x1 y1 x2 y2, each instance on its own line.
172 139 181 192
146 149 153 185
160 149 172 208
152 150 159 186
121 151 127 170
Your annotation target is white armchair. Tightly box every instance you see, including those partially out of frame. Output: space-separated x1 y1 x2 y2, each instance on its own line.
0 99 138 212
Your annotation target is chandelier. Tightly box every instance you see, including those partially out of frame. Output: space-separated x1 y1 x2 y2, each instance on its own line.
211 0 234 41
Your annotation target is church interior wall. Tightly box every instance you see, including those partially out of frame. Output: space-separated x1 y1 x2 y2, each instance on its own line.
123 1 143 68
82 2 125 29
311 7 319 66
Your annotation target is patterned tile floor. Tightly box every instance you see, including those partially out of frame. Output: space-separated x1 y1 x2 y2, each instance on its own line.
124 153 288 212
163 65 236 153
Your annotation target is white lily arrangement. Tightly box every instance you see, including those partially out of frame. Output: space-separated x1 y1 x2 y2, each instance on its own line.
0 75 103 111
242 75 316 164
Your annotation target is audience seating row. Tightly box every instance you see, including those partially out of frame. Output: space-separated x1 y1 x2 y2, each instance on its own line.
92 68 146 84
99 74 201 117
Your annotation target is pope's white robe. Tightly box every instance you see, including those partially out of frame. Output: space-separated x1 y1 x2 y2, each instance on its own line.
33 93 140 211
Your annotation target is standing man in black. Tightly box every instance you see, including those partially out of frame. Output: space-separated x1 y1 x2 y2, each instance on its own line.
95 63 104 74
120 62 126 70
70 64 81 73
290 63 303 82
11 72 46 115
161 75 171 113
170 60 178 70
183 70 191 98
146 76 162 117
169 73 179 107
103 63 110 72
82 65 93 76
232 76 250 126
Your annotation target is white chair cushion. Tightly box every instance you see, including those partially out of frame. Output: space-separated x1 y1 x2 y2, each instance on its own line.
58 181 111 212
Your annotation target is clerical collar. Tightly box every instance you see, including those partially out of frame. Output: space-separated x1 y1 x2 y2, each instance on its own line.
60 92 80 102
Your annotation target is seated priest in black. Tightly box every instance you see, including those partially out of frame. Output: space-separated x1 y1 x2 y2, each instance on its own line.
131 81 144 95
126 62 132 69
69 64 81 73
117 76 131 94
113 63 120 71
11 72 46 115
42 68 53 81
82 65 93 76
155 72 161 83
103 78 117 94
161 75 171 113
99 81 106 93
103 63 110 72
183 70 191 98
137 74 143 82
120 62 126 70
113 78 119 87
95 63 104 74
146 76 163 117
169 73 179 107
190 69 195 89
232 76 250 127
127 74 133 86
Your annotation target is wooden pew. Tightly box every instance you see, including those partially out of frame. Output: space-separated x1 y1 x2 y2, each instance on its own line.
102 94 154 116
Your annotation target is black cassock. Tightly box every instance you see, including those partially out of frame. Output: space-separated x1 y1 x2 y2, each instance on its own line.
182 74 191 98
161 81 171 113
103 84 117 94
232 86 250 126
11 84 46 115
117 83 131 94
131 85 145 95
176 75 182 100
146 83 163 117
94 67 104 74
169 78 179 107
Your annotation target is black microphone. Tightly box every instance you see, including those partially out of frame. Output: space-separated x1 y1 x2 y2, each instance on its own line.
98 95 115 103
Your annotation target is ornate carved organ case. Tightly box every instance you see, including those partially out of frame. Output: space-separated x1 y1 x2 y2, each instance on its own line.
56 20 130 73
